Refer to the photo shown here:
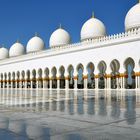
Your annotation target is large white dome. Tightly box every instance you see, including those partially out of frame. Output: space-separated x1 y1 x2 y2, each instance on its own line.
125 3 140 31
49 28 71 48
27 36 45 53
9 42 25 57
81 17 106 41
0 47 9 60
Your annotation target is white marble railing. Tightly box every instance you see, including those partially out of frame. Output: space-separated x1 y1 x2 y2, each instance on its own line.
42 27 140 52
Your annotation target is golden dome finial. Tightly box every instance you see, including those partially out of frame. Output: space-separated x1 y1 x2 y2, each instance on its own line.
35 32 38 36
16 39 20 43
92 11 95 18
59 23 62 29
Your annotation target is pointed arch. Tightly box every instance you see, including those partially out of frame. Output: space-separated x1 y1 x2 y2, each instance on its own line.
98 61 107 89
32 69 36 88
124 57 135 89
59 66 65 89
12 72 16 88
67 65 74 89
38 68 43 88
110 59 120 89
1 73 3 88
77 63 84 89
21 70 25 88
8 72 11 88
4 72 7 88
86 62 95 89
44 67 50 88
26 70 31 88
16 71 20 88
51 67 57 89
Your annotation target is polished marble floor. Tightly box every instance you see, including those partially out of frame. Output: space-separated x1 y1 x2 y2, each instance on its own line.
0 89 139 140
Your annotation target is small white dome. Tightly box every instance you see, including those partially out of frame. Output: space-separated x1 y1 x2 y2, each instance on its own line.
27 36 45 53
81 17 106 41
0 47 9 60
9 42 25 57
125 3 140 31
49 28 71 48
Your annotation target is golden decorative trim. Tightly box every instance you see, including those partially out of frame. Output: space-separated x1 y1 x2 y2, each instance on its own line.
56 77 60 80
50 77 57 80
105 74 111 78
119 73 125 77
83 75 88 79
32 78 36 81
94 75 99 79
0 72 140 84
115 74 120 78
74 76 77 80
37 78 43 81
135 72 140 76
43 77 49 81
65 77 69 80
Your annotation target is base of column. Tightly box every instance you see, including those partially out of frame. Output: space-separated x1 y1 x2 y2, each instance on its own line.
95 79 98 89
74 79 77 89
84 79 87 89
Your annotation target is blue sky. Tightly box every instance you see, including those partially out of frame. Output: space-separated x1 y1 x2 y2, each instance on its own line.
0 0 137 49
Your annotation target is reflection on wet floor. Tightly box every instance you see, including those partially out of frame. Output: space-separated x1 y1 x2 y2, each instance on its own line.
0 89 140 139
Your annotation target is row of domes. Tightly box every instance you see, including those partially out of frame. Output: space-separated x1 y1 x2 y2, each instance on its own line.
0 2 140 60
0 36 45 59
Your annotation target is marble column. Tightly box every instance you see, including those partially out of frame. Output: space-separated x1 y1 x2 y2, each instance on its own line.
65 72 69 90
22 81 24 88
119 66 125 89
120 77 122 89
36 80 39 89
65 79 69 89
120 76 125 89
19 80 22 89
136 76 138 89
74 78 77 89
17 80 19 88
84 78 88 89
11 80 14 89
95 78 98 89
31 80 33 89
116 78 120 89
43 80 46 89
57 79 60 89
42 73 46 89
10 80 12 88
74 70 78 90
1 80 3 88
123 77 125 89
7 80 9 88
49 79 52 89
106 67 111 89
15 77 17 89
106 77 111 89
138 76 140 89
24 76 27 89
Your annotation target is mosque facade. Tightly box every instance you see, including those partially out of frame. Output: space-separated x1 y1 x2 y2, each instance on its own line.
0 2 140 90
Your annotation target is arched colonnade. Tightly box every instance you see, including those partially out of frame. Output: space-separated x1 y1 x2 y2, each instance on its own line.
0 57 139 90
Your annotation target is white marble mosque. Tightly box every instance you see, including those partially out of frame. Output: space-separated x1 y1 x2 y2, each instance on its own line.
0 2 140 90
